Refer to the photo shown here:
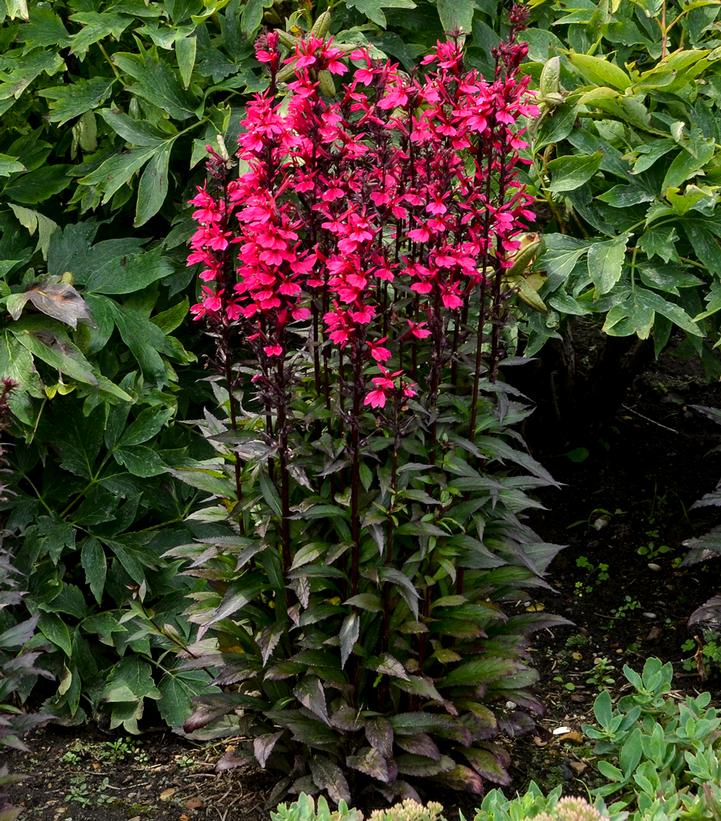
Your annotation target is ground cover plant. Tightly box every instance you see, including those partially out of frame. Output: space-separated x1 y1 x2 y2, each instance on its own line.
172 12 568 803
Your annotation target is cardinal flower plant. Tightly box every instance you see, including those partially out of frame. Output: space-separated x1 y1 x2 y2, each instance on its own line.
176 12 564 803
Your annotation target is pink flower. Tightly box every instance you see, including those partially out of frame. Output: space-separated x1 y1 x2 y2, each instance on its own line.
264 344 283 357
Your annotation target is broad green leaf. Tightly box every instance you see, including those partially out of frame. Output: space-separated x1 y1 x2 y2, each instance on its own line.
636 288 702 336
568 52 632 90
119 406 174 447
587 233 629 296
661 140 716 192
99 109 169 147
106 300 169 382
38 78 114 125
638 228 679 264
69 11 131 58
112 53 198 121
12 319 98 385
81 538 106 605
3 0 28 20
344 0 417 28
113 445 167 477
85 246 173 295
437 0 474 34
38 612 73 657
79 146 157 205
103 657 161 703
8 204 58 259
596 184 654 208
547 152 603 193
175 33 197 89
0 50 65 105
157 670 216 729
4 165 70 205
0 154 25 176
683 221 721 277
135 140 174 226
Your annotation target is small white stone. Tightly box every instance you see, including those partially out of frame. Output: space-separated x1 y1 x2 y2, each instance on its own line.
553 726 572 736
643 612 656 619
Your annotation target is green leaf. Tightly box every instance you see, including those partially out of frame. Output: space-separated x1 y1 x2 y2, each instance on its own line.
70 11 132 59
8 204 58 258
135 140 174 226
85 246 173 295
661 140 716 192
638 227 679 263
114 445 167 477
547 152 603 193
119 406 174 447
38 612 73 657
343 0 417 28
683 221 721 277
38 78 114 125
99 109 169 147
596 184 654 208
175 34 197 89
4 165 70 205
79 146 157 205
103 657 161 703
158 670 215 729
259 471 282 517
437 0 474 34
12 320 98 385
568 52 632 91
112 52 198 121
81 538 106 605
0 154 25 176
587 233 629 296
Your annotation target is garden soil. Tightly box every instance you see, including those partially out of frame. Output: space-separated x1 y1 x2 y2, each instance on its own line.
6 342 721 820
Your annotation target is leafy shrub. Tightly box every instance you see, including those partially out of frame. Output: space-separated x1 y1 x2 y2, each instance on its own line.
0 381 49 821
176 16 565 804
272 794 363 821
584 657 721 819
521 0 721 368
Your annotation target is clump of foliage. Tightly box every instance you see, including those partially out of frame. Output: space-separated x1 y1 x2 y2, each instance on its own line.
520 0 721 369
176 13 565 804
583 657 721 819
0 379 50 821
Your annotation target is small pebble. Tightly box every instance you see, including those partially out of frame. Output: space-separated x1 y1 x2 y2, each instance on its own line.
643 612 657 619
648 562 661 571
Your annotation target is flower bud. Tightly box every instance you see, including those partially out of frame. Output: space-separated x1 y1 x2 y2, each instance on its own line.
311 11 332 38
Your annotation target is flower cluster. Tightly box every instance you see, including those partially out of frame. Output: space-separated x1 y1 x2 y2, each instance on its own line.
188 17 536 405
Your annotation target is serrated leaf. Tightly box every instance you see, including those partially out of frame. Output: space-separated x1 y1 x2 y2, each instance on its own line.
346 746 394 783
254 730 284 768
293 677 330 725
38 77 114 125
464 747 511 785
365 717 393 758
587 233 629 296
310 757 351 803
158 670 215 729
112 52 197 121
